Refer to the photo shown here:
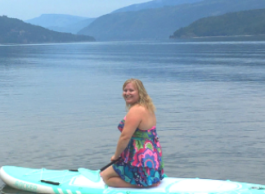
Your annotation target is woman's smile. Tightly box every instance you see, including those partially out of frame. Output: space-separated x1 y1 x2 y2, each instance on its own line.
123 83 139 105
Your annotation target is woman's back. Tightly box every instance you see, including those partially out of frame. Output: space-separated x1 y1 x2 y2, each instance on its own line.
129 105 156 131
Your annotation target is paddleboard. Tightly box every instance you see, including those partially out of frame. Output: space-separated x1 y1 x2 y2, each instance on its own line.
1 165 265 194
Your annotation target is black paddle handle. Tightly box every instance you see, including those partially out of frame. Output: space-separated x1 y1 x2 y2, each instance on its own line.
41 180 60 185
100 157 121 172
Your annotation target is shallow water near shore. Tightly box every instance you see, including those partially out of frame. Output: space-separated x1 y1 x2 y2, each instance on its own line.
1 40 265 193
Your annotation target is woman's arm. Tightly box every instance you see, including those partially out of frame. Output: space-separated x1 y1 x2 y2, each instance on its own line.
113 106 143 160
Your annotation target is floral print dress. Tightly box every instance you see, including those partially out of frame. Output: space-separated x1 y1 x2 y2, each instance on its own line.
112 117 164 187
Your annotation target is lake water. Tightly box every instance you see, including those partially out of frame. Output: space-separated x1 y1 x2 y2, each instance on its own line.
1 41 265 192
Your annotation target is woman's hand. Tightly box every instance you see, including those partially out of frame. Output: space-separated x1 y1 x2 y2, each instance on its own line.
111 155 119 161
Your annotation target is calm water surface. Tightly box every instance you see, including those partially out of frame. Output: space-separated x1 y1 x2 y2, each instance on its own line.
1 41 265 192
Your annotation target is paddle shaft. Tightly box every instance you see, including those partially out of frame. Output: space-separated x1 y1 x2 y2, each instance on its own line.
100 157 121 172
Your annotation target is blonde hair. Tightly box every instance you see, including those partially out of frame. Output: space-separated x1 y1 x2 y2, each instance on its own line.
123 78 156 113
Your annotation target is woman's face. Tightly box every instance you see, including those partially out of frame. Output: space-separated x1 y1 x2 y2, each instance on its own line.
123 82 140 105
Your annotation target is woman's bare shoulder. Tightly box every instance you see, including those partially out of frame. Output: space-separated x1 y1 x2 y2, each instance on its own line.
129 104 146 113
126 105 145 118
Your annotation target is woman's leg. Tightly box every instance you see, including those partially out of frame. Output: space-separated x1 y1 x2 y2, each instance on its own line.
100 165 139 188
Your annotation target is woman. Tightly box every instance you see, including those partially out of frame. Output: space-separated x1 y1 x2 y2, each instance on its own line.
101 78 164 188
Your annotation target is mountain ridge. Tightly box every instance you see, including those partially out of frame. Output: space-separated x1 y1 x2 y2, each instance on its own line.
25 14 96 34
112 0 204 13
78 0 265 41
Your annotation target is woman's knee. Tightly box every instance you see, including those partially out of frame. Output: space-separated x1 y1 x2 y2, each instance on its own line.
100 170 108 182
100 166 118 182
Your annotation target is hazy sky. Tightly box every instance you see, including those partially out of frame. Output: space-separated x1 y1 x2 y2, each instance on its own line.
0 0 152 20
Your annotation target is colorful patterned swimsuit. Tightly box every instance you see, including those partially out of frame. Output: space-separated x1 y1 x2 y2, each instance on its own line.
112 117 164 187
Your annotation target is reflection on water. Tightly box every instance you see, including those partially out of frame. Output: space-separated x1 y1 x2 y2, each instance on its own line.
0 41 265 193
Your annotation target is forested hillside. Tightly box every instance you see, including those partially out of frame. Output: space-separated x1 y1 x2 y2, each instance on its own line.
0 16 95 44
171 8 265 38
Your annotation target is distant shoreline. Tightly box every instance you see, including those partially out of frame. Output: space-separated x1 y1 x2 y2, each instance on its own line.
0 41 96 46
170 34 265 41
